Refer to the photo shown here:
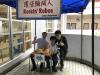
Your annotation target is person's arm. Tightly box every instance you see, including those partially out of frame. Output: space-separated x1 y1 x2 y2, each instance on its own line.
63 36 68 50
58 36 68 51
32 36 38 44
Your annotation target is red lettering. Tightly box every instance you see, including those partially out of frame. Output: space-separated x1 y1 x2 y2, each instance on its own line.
35 1 40 7
29 1 35 7
24 1 29 8
39 8 53 13
47 0 53 6
23 9 38 14
41 1 46 6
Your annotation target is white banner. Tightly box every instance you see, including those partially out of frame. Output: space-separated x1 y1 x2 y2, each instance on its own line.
0 21 2 37
17 0 61 19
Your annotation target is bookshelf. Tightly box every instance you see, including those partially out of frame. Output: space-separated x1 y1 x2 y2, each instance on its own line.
24 21 31 51
0 4 10 64
0 5 32 64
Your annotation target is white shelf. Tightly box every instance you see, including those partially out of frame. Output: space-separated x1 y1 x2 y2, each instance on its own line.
24 31 31 33
23 20 31 23
13 31 23 34
0 18 8 21
12 19 31 23
1 31 23 35
12 19 23 22
2 33 9 35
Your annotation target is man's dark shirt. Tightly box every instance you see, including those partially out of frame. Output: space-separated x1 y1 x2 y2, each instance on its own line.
56 35 68 58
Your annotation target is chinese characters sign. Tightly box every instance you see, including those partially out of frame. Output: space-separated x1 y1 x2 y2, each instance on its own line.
17 0 60 19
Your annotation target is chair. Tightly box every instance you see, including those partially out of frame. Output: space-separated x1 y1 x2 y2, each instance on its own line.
34 54 46 71
34 54 52 72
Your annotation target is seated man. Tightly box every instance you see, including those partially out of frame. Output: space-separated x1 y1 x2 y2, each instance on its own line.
50 36 58 72
30 32 50 71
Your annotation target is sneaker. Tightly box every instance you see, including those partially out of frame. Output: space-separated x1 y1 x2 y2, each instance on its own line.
59 67 63 71
52 68 57 72
40 68 43 72
31 67 36 71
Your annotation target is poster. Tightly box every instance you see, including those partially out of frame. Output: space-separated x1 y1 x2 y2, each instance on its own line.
17 0 61 19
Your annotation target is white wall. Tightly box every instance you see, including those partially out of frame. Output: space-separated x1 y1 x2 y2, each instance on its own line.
94 36 100 66
65 34 100 67
31 20 46 49
31 20 46 40
47 33 100 68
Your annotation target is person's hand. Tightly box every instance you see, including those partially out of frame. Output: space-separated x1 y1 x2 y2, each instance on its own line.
34 36 37 40
60 42 64 46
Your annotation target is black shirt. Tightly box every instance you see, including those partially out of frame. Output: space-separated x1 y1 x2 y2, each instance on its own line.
56 35 68 55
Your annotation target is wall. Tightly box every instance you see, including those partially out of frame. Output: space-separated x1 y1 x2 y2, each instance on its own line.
94 36 100 66
47 33 100 68
31 20 46 40
67 15 100 29
66 34 100 67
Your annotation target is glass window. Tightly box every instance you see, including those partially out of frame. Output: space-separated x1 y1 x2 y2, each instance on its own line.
83 23 89 29
0 35 9 49
0 5 32 64
46 20 53 32
24 32 31 51
11 7 31 54
67 23 76 29
24 21 31 31
24 21 31 51
57 20 61 30
71 23 76 29
66 23 71 29
0 5 8 18
0 4 10 64
47 23 52 28
13 33 23 46
25 32 31 42
24 42 31 51
11 7 24 56
91 23 98 30
94 23 98 29
2 47 10 62
13 44 23 55
12 8 16 19
2 20 9 33
57 24 61 30
13 33 23 55
0 51 3 64
47 20 52 23
0 35 10 63
12 21 23 32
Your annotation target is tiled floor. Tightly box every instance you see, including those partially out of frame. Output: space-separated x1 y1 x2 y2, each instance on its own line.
6 58 100 75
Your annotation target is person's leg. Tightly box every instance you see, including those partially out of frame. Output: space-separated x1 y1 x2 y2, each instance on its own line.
59 50 64 69
45 56 50 69
60 58 64 68
59 54 64 71
52 54 58 72
63 50 67 59
30 54 36 71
